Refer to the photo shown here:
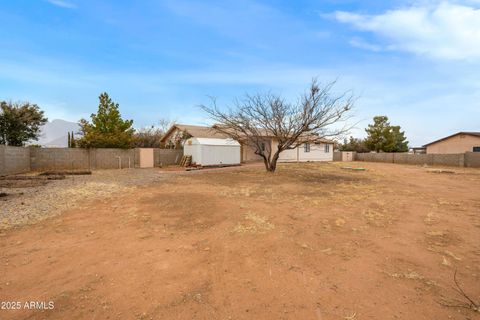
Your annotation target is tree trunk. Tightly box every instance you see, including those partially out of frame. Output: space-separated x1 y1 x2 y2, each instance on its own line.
259 153 271 172
267 150 281 172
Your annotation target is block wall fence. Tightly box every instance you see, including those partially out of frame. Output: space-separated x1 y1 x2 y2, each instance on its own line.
0 145 183 175
334 151 480 168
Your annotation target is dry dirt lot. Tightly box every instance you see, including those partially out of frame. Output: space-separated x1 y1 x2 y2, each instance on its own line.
0 162 479 319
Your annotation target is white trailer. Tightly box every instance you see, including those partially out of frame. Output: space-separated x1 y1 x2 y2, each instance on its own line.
184 137 240 166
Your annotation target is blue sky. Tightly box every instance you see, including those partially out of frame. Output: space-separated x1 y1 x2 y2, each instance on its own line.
1 0 479 146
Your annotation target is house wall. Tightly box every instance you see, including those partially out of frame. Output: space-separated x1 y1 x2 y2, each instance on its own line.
162 127 186 148
241 139 270 162
278 148 298 161
276 141 333 162
241 139 334 163
426 134 480 154
297 143 332 161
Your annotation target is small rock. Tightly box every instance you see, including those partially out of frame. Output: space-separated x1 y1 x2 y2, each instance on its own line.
442 256 451 266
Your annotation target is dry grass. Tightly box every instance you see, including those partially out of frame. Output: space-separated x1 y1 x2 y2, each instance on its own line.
232 212 275 234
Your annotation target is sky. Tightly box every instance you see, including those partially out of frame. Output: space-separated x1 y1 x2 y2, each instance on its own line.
0 0 479 146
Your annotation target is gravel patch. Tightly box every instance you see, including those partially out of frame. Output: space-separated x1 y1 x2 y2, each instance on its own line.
0 169 170 230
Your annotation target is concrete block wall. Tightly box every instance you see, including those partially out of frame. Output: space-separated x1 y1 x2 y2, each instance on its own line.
90 148 135 169
30 147 90 171
0 145 31 175
333 152 342 161
355 152 479 167
405 154 429 165
1 146 185 174
465 152 480 167
154 149 183 166
431 153 464 167
356 153 393 163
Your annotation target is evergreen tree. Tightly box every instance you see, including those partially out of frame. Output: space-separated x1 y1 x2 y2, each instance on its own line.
70 131 76 148
67 132 71 147
339 136 370 153
77 93 134 148
364 116 408 152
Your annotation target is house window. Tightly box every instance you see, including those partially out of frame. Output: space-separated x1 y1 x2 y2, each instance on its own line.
324 144 330 153
304 143 310 153
261 142 266 151
473 146 480 152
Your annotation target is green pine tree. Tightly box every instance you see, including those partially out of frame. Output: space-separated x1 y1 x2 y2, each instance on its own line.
365 116 408 152
77 92 134 148
67 132 71 148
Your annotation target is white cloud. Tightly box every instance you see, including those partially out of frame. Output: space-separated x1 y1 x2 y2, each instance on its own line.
349 38 382 52
334 2 480 60
45 0 77 9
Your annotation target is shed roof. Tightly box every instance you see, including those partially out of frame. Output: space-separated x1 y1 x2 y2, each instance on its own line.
423 132 480 147
187 137 240 146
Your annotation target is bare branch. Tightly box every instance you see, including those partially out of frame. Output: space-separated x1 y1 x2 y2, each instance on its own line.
437 269 479 313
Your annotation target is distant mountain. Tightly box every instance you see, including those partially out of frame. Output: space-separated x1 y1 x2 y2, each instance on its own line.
34 119 80 147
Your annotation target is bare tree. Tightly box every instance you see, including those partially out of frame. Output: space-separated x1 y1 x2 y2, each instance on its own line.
132 118 176 148
201 79 354 172
158 118 175 134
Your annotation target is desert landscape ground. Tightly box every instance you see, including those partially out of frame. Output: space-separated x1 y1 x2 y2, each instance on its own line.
1 162 479 319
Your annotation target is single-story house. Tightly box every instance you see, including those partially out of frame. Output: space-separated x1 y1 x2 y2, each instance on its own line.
161 124 334 164
423 132 480 154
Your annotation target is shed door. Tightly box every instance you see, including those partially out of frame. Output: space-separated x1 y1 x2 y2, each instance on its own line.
139 148 154 168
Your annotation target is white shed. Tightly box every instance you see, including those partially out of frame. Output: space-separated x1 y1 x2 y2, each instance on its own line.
184 137 241 166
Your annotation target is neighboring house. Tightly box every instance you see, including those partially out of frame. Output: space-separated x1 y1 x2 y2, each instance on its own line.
161 124 334 163
410 147 426 154
423 132 480 154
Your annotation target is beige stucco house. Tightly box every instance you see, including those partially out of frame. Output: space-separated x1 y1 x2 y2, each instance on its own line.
423 132 480 154
161 124 334 163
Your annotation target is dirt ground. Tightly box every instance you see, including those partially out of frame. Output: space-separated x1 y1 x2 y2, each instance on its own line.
1 162 479 319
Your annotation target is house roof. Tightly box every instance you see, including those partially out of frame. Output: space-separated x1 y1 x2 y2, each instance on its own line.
161 123 335 144
212 124 334 143
160 124 227 142
423 132 480 147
